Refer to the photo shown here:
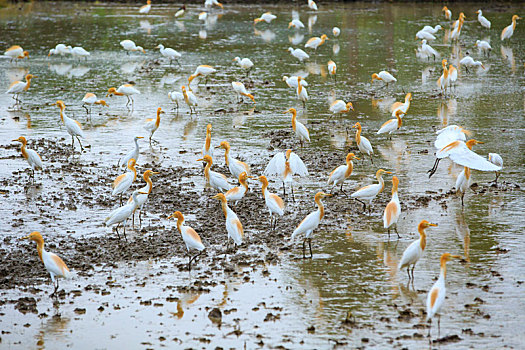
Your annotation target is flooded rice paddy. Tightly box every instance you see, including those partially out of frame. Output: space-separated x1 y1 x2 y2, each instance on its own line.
1 1 524 348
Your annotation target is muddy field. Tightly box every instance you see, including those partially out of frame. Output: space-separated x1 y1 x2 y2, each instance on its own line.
1 1 525 349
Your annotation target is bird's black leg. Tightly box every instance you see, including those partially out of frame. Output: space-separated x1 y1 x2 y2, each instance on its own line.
428 158 441 178
115 225 121 240
291 185 295 202
395 226 400 239
76 137 84 152
302 239 306 259
308 238 313 258
407 267 411 280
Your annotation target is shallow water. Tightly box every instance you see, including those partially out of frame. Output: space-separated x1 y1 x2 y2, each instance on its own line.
1 1 524 348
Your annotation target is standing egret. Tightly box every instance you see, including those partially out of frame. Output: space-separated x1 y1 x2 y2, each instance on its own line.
437 59 450 96
377 110 404 138
127 170 159 226
254 12 276 24
258 175 285 231
305 34 329 50
426 253 462 339
168 90 184 111
144 107 165 144
119 136 143 168
212 193 243 250
421 25 442 34
488 153 503 184
291 192 331 258
288 47 310 62
215 141 251 179
282 75 309 88
106 84 140 108
70 47 90 60
289 19 305 29
352 122 374 163
120 40 145 54
327 60 337 81
329 100 353 116
197 155 232 192
327 153 359 194
442 6 452 20
265 149 308 178
12 136 43 183
476 10 491 29
81 93 108 115
156 44 182 65
371 71 397 87
231 82 255 104
332 27 341 37
4 45 29 63
225 172 250 205
6 74 36 106
308 0 318 11
285 107 310 147
351 169 392 213
390 92 412 116
188 65 216 85
21 232 70 297
398 220 438 280
105 190 144 240
202 124 213 158
139 0 151 14
501 15 520 41
181 86 198 114
419 39 439 61
459 55 485 73
112 158 137 205
168 211 205 271
56 100 85 152
475 40 492 56
233 57 254 75
455 167 471 207
383 176 401 238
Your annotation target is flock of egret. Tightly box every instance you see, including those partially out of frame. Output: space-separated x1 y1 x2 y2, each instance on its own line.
6 0 516 339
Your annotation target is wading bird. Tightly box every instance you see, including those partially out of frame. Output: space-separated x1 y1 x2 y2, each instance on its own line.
168 90 184 111
181 86 198 114
289 19 305 29
421 25 442 34
21 232 70 297
434 125 469 150
398 220 437 280
476 10 491 29
291 192 331 258
377 110 404 138
225 172 250 205
202 124 213 158
156 44 181 65
70 46 90 60
419 39 439 61
231 82 255 103
127 169 159 226
327 153 359 194
174 5 186 18
264 149 308 180
105 190 144 240
351 169 392 213
4 45 29 63
204 0 223 9
113 158 137 204
371 71 397 87
120 40 145 54
426 253 462 339
288 47 310 62
437 59 450 96
282 75 308 88
216 141 251 179
455 166 471 206
233 56 254 74
383 176 401 238
106 84 141 108
168 211 205 271
305 34 329 50
428 139 501 178
144 107 165 144
329 100 353 116
212 193 243 250
188 65 216 85
119 136 143 168
333 27 341 37
6 74 36 107
391 92 412 116
296 77 308 107
327 60 337 81
48 44 71 57
475 40 492 56
12 136 43 183
352 122 374 163
254 12 276 25
197 155 232 192
308 0 318 11
501 15 520 41
450 13 465 41
81 93 108 115
459 55 485 72
442 6 452 20
488 153 503 184
416 30 436 41
139 0 151 14
285 107 310 146
258 175 285 231
56 100 85 152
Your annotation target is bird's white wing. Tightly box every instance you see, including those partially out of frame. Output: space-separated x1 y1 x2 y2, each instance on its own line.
448 145 502 171
289 152 308 176
434 125 466 149
264 152 286 176
292 211 317 239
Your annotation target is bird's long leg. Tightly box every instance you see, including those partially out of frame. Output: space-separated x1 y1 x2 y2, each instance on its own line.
82 103 89 115
76 136 84 152
428 320 432 340
131 210 136 228
291 184 295 202
71 135 75 152
395 226 401 239
461 193 465 207
115 225 121 240
411 265 415 280
139 209 143 228
119 193 123 206
302 239 306 259
355 199 366 212
387 228 391 239
437 315 441 338
282 181 286 198
308 238 313 259
122 221 128 241
370 155 374 164
494 172 500 185
428 158 441 178
407 266 411 280
188 254 191 271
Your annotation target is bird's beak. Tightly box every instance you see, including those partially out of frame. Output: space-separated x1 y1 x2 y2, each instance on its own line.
214 145 221 149
11 138 19 142
385 171 393 174
161 110 166 114
20 235 30 240
477 141 485 144
324 193 333 197
196 158 204 162
354 156 361 160
33 76 38 78
138 191 148 195
137 136 144 139
451 255 462 259
155 45 160 49
105 93 110 97
167 214 173 219
152 171 160 174
248 176 257 179
429 223 438 227
481 64 486 70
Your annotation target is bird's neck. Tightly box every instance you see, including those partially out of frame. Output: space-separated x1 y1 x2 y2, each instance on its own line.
464 167 471 180
344 161 353 177
144 174 153 194
240 178 248 191
443 66 449 78
183 90 189 103
176 218 183 233
24 79 31 91
35 240 44 263
396 115 403 128
223 148 230 166
59 109 65 123
297 83 302 95
20 144 28 159
291 115 297 131
439 261 447 280
261 182 267 197
418 229 427 251
315 198 325 220
155 111 161 127
205 133 211 152
220 200 228 219
203 162 211 180
283 162 292 179
355 127 361 145
129 165 137 181
512 18 517 30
